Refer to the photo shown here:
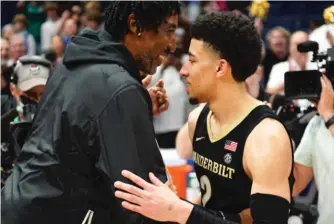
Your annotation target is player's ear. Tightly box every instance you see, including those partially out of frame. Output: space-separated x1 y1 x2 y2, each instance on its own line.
216 59 228 79
128 13 139 35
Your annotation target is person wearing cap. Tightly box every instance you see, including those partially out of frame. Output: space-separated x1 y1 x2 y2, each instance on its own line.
1 55 51 187
9 55 51 122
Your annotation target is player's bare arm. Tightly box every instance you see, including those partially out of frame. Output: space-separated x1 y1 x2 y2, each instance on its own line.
243 118 293 223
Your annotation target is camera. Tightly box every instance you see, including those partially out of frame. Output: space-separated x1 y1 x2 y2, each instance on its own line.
284 41 334 101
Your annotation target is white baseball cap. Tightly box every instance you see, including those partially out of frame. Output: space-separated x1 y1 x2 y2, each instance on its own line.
14 56 51 92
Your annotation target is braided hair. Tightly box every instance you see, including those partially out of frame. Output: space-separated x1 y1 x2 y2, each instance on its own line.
104 1 181 41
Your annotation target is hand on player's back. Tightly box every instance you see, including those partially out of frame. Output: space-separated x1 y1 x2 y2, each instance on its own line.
114 170 181 222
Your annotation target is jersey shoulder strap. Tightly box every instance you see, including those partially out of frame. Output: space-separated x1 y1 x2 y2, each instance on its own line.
242 105 280 137
193 104 210 144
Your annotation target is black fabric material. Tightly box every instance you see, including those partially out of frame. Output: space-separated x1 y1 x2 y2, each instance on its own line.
186 205 241 224
1 28 168 224
250 193 290 224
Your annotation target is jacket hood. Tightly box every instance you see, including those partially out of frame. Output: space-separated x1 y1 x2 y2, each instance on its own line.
63 28 141 82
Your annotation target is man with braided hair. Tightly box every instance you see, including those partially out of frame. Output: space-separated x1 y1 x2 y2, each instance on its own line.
2 1 180 224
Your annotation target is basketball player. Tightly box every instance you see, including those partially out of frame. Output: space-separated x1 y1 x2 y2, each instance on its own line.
114 12 294 224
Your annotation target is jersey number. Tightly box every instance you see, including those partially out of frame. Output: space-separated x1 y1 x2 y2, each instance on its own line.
200 175 212 207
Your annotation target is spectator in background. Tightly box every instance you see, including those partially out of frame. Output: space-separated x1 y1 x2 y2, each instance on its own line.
85 11 102 31
307 7 334 69
8 56 51 122
12 14 36 56
152 53 188 149
71 5 82 25
246 42 266 100
41 2 60 52
63 18 78 45
1 39 10 92
55 10 79 45
16 1 45 52
85 1 101 14
262 26 290 86
266 31 316 96
1 38 10 68
51 35 65 62
2 24 14 41
7 34 26 67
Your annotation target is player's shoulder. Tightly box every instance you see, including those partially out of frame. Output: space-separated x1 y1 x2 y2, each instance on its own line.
247 117 291 155
254 117 289 141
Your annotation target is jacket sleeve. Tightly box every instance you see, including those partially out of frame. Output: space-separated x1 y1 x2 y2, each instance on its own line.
95 84 169 224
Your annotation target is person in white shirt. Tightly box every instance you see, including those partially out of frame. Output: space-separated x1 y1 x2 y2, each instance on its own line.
151 54 188 149
266 31 317 96
293 75 334 224
40 2 60 52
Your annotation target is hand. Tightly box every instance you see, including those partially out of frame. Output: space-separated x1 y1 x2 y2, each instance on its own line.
61 10 71 20
318 75 334 121
114 170 181 222
142 75 169 116
240 208 252 224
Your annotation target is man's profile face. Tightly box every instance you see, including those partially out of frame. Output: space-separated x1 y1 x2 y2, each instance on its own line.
136 15 178 75
180 39 218 104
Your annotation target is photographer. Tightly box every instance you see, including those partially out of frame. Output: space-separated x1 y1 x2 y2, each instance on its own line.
9 55 51 121
1 55 51 185
293 74 334 224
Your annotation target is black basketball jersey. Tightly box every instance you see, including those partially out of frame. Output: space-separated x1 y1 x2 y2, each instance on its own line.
192 104 295 213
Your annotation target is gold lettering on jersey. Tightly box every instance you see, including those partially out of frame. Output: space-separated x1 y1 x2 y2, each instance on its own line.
213 162 219 174
207 159 213 171
193 151 235 179
203 158 208 169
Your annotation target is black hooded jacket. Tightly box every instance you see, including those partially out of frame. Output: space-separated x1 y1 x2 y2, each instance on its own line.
1 28 170 224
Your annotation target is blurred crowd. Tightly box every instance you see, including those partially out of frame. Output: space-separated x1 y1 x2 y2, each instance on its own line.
1 1 334 223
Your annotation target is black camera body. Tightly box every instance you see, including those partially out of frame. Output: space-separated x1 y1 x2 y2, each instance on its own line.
284 41 334 101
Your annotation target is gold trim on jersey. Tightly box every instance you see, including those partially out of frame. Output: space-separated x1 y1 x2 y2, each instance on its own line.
206 104 263 143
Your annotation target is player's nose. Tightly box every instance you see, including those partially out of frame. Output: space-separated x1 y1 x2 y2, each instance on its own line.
179 62 189 77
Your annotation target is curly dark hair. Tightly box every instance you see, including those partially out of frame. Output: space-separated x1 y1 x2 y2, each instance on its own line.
191 11 262 82
104 1 181 41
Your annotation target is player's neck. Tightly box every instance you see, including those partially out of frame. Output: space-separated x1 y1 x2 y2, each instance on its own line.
208 82 258 124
